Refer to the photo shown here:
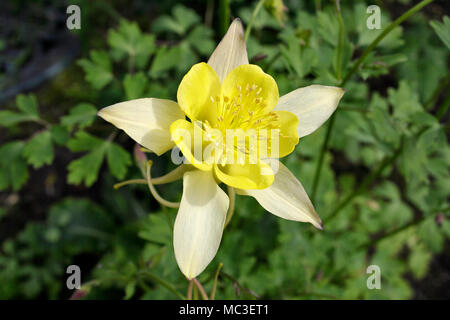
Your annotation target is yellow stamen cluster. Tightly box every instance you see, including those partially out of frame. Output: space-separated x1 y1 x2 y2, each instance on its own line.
211 84 280 133
202 84 283 161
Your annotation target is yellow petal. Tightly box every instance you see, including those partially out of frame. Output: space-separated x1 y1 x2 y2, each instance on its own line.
272 110 299 158
238 161 323 229
275 85 345 138
214 161 274 190
174 170 229 279
221 64 279 114
207 18 249 83
170 119 213 171
98 98 184 156
177 62 221 124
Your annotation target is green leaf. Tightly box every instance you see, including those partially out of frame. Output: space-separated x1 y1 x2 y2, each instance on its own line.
409 111 438 127
279 30 317 78
78 50 113 90
67 131 104 152
108 20 156 69
408 243 432 279
67 132 107 186
106 143 131 180
317 11 339 46
48 198 114 238
186 25 215 56
367 93 400 147
124 281 136 300
16 94 39 117
397 18 447 103
430 16 450 50
0 111 37 127
50 125 70 146
0 94 40 127
419 218 444 253
0 141 28 191
23 131 54 168
152 5 200 36
388 81 423 121
67 131 131 186
138 214 171 245
352 3 404 49
360 53 408 80
67 148 106 187
442 218 450 238
123 72 148 100
61 103 97 130
149 46 181 77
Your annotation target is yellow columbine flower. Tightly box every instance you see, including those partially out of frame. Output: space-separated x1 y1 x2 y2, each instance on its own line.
98 19 345 280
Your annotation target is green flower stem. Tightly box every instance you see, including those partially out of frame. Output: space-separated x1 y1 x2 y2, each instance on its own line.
310 114 335 203
187 279 194 300
335 0 344 83
314 0 321 12
210 262 223 300
218 0 230 37
265 50 281 72
205 0 214 27
425 73 449 110
310 0 434 202
220 271 260 299
34 118 51 128
70 226 112 241
128 53 135 75
324 139 403 224
193 278 209 300
138 270 186 300
224 186 236 229
193 283 199 300
437 93 450 120
363 207 450 249
342 0 434 85
244 0 265 43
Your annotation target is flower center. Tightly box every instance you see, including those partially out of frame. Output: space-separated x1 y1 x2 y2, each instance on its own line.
198 83 281 164
210 83 279 133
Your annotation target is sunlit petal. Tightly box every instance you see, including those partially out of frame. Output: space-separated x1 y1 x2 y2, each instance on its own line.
177 62 221 124
239 161 323 229
170 119 214 171
208 18 249 83
174 170 229 279
221 64 279 114
275 85 345 138
98 98 184 155
214 161 274 190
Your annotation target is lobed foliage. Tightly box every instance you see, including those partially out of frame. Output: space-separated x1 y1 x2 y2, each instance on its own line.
0 1 448 299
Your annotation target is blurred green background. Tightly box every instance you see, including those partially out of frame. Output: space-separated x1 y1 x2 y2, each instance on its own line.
0 0 449 299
